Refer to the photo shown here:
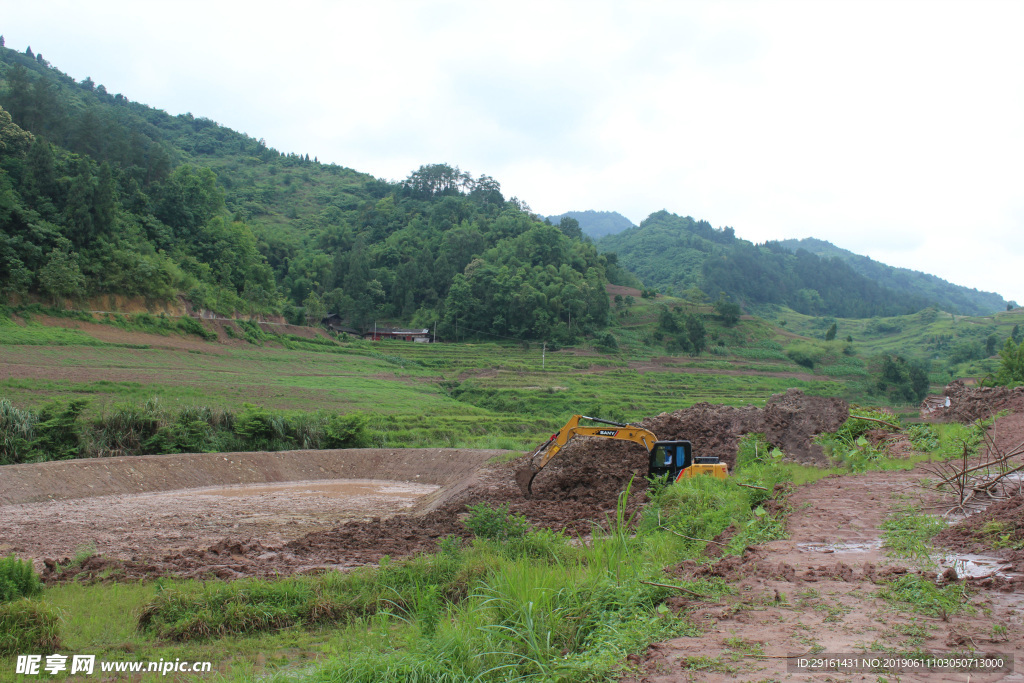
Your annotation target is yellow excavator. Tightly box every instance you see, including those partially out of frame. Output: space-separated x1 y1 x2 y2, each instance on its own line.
515 414 728 497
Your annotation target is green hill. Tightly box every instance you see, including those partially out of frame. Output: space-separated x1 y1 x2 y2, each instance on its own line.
0 46 613 342
775 237 1010 316
544 210 634 240
598 210 947 319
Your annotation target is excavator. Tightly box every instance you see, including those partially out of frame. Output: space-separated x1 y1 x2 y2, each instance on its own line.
515 414 728 497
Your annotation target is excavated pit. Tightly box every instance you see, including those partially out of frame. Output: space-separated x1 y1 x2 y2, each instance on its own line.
0 390 852 581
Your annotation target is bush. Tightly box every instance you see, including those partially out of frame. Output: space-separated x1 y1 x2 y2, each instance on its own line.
463 503 530 541
785 342 825 369
177 316 217 341
0 398 36 465
0 600 61 655
0 555 43 603
31 399 88 460
324 412 370 448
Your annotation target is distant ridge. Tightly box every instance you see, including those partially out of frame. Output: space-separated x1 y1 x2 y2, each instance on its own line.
775 238 1010 316
544 210 634 240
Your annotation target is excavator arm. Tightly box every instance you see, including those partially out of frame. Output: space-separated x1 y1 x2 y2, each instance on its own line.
515 415 659 497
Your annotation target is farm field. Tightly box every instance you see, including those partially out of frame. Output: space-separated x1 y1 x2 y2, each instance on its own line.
0 306 853 452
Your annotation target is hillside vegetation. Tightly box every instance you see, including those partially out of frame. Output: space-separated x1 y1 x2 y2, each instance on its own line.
597 210 1003 319
0 47 619 342
776 237 1010 316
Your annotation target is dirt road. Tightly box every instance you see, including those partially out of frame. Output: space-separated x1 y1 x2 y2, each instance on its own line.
623 464 1024 683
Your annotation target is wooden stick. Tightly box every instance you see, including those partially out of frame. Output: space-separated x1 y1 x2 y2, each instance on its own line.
850 414 901 430
660 526 727 545
735 482 768 491
639 579 707 598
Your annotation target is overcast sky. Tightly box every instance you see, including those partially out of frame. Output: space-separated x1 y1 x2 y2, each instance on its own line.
4 1 1022 304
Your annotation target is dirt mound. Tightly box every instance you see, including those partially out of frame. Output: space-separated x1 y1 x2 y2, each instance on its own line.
923 379 1024 423
935 491 1024 564
642 388 848 467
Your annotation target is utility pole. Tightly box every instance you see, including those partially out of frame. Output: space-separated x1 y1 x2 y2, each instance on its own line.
373 320 376 341
432 319 436 343
542 341 546 370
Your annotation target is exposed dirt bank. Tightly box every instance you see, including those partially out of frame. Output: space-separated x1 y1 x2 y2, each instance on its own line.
0 447 505 506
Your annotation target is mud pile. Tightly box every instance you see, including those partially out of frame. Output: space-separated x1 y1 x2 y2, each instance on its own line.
923 380 1024 423
42 389 848 581
642 388 849 467
935 492 1024 568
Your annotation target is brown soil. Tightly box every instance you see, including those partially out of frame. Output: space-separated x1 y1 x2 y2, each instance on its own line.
622 407 1024 683
641 388 848 467
924 380 1024 423
622 462 1024 683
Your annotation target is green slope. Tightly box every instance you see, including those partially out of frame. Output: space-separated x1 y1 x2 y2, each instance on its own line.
597 210 937 319
776 237 1010 316
0 47 613 342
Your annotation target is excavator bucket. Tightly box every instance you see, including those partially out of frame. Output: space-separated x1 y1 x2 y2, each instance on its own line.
515 464 539 498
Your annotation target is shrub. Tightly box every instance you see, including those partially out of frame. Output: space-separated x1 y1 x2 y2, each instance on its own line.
233 404 286 447
463 503 530 541
0 398 36 465
177 316 217 341
324 412 370 448
31 399 88 460
0 555 43 603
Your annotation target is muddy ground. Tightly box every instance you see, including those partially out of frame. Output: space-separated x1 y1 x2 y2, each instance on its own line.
621 409 1024 683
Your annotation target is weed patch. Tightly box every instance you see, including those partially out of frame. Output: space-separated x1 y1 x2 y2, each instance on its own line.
0 600 61 655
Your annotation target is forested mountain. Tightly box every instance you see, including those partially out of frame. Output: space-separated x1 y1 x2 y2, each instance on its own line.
597 211 942 318
775 237 1010 316
543 210 634 240
0 45 615 341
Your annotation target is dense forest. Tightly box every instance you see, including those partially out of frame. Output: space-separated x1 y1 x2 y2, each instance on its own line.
599 211 957 318
775 237 1010 316
0 45 622 342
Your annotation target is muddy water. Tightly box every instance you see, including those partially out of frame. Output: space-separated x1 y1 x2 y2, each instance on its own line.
194 479 434 499
0 478 440 563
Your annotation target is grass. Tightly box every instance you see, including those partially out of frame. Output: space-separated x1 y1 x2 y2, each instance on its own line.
878 574 971 619
0 599 62 656
881 505 947 565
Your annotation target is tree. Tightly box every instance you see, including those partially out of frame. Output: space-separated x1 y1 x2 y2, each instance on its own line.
1 36 5 47
825 323 838 341
992 339 1024 387
557 216 582 240
25 46 33 58
658 306 678 332
39 241 86 306
303 291 327 326
685 314 706 355
714 294 741 326
0 105 32 157
1012 324 1023 345
986 333 998 356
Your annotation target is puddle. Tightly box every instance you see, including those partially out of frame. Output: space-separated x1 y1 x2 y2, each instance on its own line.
798 540 882 554
936 553 1020 579
185 479 438 499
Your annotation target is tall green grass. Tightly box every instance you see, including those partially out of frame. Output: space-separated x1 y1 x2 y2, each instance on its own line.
0 600 61 656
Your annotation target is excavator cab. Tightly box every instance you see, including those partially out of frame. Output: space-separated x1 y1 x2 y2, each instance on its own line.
649 441 728 482
648 441 692 480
